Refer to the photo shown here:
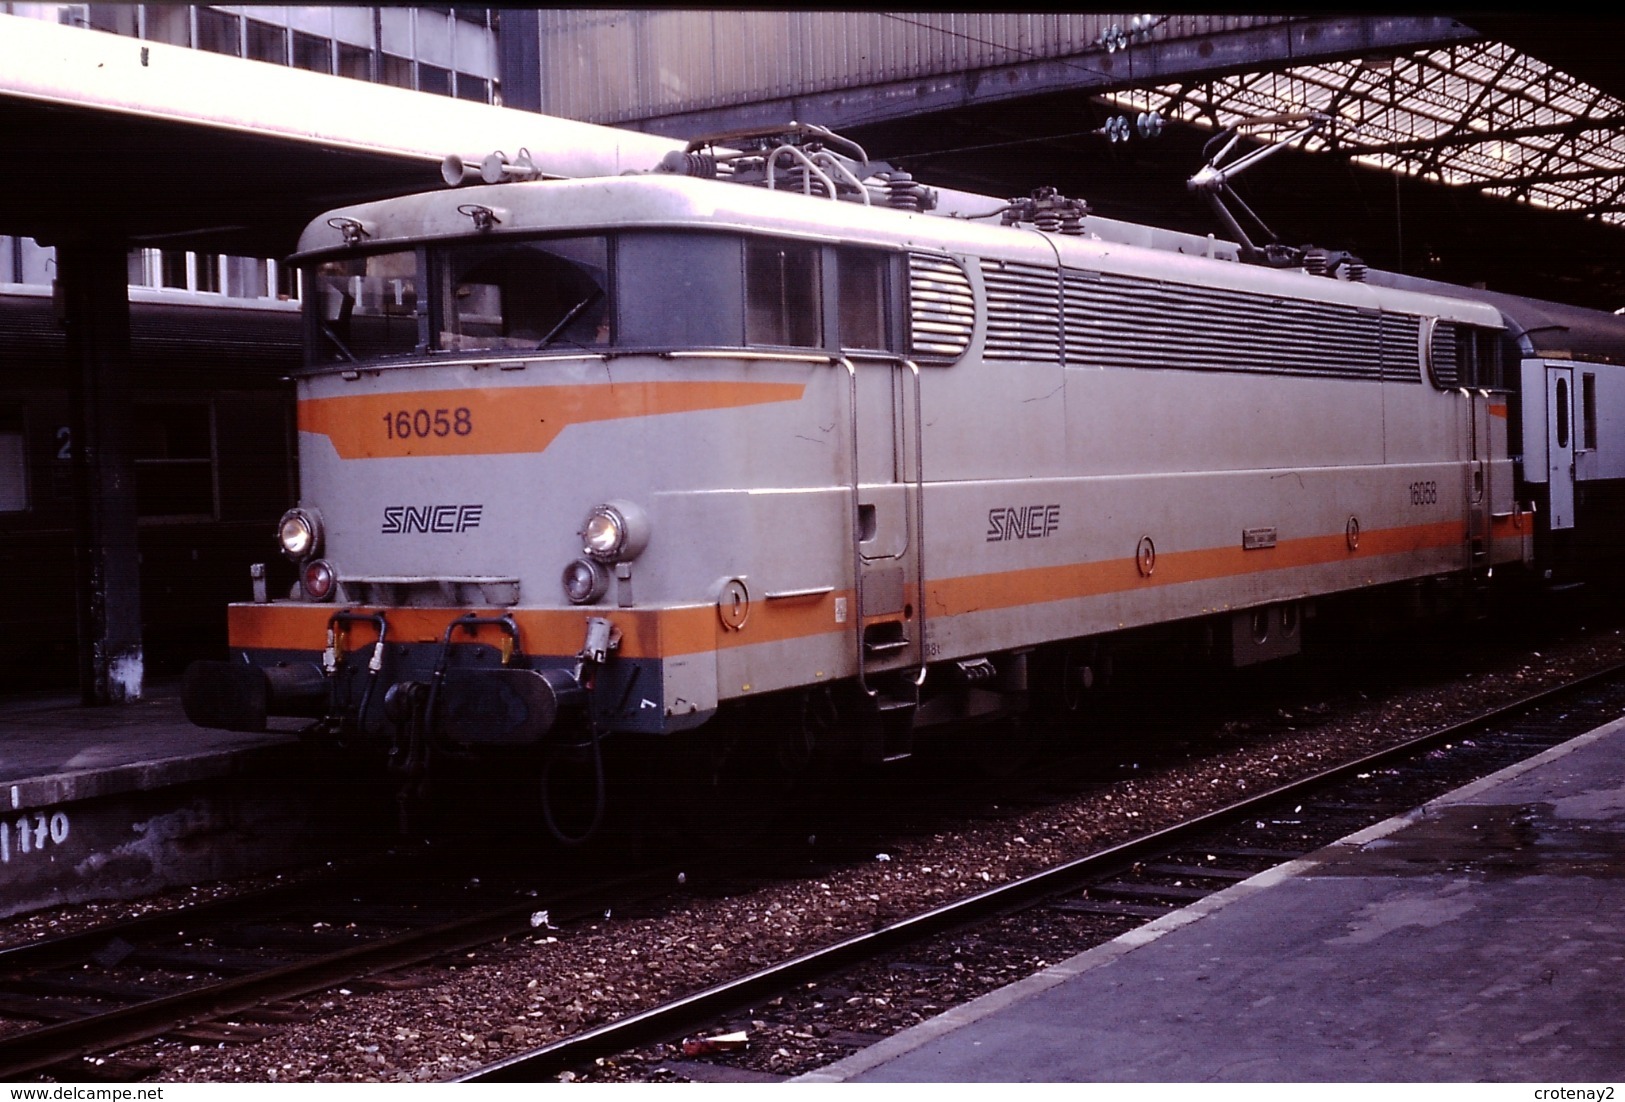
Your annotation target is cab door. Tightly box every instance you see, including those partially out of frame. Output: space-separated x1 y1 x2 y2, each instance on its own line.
841 249 923 676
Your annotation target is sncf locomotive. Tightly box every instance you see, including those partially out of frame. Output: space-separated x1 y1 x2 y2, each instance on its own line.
182 122 1625 835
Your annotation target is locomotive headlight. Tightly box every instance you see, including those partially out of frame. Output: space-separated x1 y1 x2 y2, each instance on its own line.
579 500 649 563
562 558 610 605
277 507 323 561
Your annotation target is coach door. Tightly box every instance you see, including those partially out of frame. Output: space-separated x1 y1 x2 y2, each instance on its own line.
1547 364 1576 530
848 354 924 676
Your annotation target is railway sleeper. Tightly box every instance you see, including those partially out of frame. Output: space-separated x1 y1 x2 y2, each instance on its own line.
1088 880 1214 903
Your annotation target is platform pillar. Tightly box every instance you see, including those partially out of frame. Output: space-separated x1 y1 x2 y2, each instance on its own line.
56 240 143 704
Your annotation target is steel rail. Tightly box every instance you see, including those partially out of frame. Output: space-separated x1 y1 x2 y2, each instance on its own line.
0 870 675 1082
458 659 1625 1082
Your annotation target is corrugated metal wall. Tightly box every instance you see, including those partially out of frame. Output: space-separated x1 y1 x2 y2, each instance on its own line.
537 12 1287 125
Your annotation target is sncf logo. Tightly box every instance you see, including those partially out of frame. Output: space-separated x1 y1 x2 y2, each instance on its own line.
381 504 484 534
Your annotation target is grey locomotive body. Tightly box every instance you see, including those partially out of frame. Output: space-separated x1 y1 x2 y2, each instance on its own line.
182 129 1625 820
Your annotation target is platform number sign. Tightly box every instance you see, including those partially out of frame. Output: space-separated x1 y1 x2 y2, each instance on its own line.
1 809 70 863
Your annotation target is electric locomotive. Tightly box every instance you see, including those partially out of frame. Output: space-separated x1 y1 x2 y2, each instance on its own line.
182 123 1625 826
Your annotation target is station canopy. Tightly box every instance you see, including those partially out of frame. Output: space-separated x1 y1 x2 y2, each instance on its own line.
1105 32 1625 227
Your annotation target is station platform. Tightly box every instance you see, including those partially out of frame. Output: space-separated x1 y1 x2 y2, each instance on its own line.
803 715 1625 1082
0 683 362 920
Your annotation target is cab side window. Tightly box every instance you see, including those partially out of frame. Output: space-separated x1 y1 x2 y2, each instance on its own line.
838 249 892 352
745 240 821 348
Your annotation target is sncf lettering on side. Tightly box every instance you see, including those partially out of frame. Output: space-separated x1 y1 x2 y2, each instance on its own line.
986 504 1061 542
382 504 484 534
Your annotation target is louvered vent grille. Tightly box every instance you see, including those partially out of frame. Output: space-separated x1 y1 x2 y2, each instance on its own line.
1061 271 1418 382
907 254 974 364
1379 314 1422 383
1429 321 1460 387
982 262 1061 361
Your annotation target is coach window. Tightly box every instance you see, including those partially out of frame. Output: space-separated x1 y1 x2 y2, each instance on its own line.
1555 378 1571 451
1583 373 1598 451
745 239 821 348
838 249 893 351
0 408 26 513
132 402 217 521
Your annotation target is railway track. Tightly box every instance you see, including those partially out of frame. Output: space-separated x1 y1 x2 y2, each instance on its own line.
457 660 1625 1083
10 642 1624 1082
0 860 674 1081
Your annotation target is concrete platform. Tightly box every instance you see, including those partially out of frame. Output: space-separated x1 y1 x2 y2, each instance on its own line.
804 716 1625 1082
0 683 370 919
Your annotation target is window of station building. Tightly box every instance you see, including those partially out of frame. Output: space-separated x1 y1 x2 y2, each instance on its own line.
337 42 372 81
380 54 415 89
455 73 490 103
0 408 27 514
745 240 821 348
88 4 137 37
246 20 289 66
292 31 333 74
195 8 242 57
132 401 217 521
838 249 893 351
141 4 190 46
419 64 452 97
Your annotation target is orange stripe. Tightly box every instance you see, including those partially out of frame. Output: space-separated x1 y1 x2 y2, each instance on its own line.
1490 511 1533 537
228 596 846 660
229 603 706 660
926 520 1464 618
231 520 1470 658
1488 402 1508 419
299 381 806 459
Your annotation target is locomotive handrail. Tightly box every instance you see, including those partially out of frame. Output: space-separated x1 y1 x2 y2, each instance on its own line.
839 357 874 700
660 349 836 365
906 357 928 689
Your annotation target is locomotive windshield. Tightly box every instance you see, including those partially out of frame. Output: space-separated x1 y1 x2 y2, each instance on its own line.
306 235 610 364
302 229 903 365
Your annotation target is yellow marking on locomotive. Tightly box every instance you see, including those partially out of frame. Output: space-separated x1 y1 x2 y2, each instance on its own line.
298 380 807 459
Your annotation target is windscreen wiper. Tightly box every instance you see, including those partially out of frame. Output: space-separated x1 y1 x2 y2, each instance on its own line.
536 289 604 350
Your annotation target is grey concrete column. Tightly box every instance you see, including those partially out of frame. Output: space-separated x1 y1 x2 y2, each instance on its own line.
56 241 143 704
